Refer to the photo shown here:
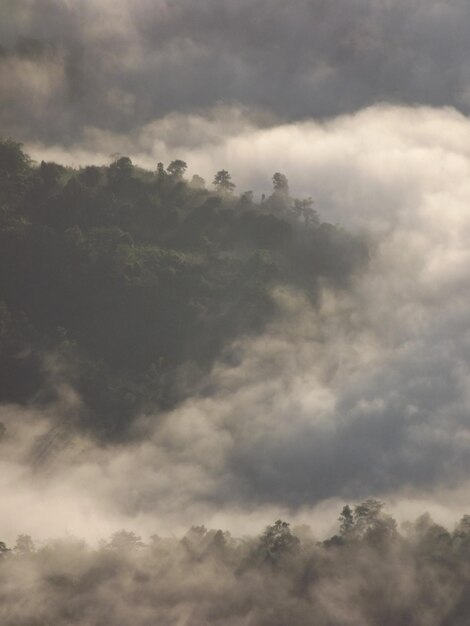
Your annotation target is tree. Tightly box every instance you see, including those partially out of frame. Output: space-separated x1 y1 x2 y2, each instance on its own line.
272 172 289 195
338 499 397 546
339 504 354 537
0 138 30 178
455 514 470 537
14 534 35 554
79 165 101 188
167 160 187 180
240 190 254 207
156 162 166 183
294 198 318 226
452 515 470 554
256 520 299 565
107 530 145 552
39 161 65 188
267 173 291 214
109 156 134 185
189 174 205 189
213 169 235 194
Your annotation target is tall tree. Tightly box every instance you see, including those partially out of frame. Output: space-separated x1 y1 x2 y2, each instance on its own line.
272 172 289 195
167 160 187 180
213 169 235 194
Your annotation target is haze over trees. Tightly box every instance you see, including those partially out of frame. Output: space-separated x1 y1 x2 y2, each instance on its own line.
1 501 470 625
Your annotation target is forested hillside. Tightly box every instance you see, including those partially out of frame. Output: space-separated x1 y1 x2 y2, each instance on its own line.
0 138 367 439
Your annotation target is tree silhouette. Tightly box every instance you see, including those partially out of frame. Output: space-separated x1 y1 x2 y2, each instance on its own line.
167 160 188 180
213 169 235 193
256 520 299 564
272 172 289 194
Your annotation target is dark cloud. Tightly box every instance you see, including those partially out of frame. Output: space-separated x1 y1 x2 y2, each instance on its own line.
2 0 470 144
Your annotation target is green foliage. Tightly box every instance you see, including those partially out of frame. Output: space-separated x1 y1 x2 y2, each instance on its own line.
0 138 368 438
272 172 289 194
39 160 66 188
256 520 300 565
213 169 235 194
109 156 133 182
334 499 397 547
107 530 145 552
167 159 188 180
0 138 30 178
0 138 33 208
78 165 102 188
14 535 35 555
338 504 354 537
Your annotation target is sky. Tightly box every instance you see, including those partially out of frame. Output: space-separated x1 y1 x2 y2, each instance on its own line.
3 0 470 143
2 0 470 544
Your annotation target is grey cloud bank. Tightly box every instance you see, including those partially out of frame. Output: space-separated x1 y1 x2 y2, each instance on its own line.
2 0 470 145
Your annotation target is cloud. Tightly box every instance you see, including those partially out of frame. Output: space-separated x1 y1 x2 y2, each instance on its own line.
3 0 470 144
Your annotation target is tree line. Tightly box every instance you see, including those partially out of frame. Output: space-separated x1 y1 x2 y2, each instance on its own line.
1 500 470 625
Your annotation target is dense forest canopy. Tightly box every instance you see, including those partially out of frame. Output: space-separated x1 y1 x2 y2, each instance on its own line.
0 137 367 440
